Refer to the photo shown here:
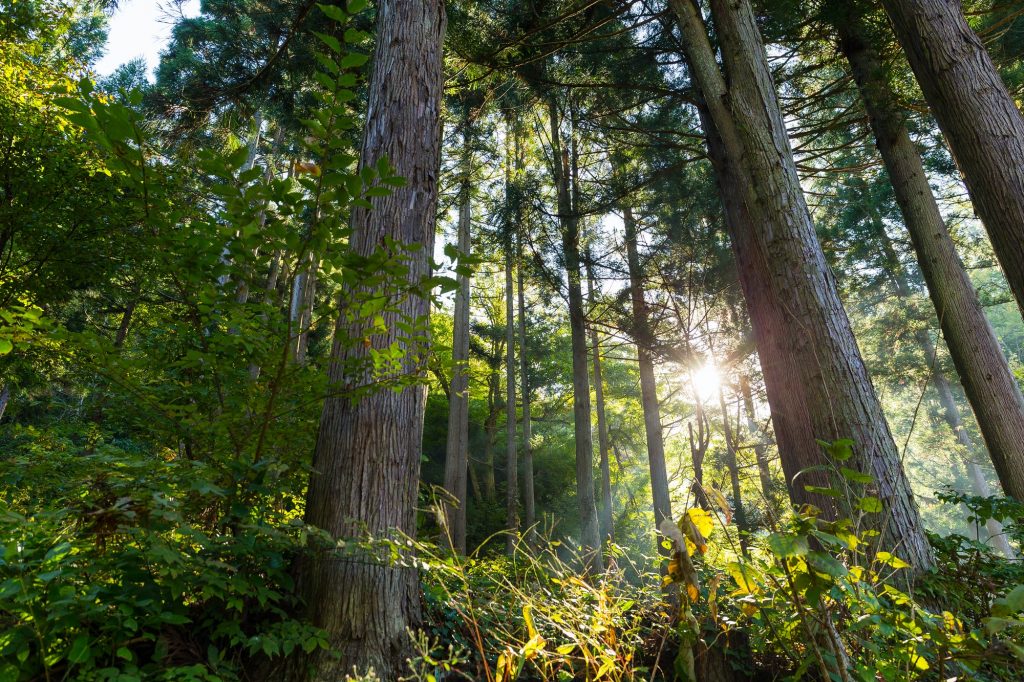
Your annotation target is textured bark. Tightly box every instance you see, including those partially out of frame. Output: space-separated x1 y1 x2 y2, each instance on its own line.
881 0 1024 320
837 9 1024 503
0 384 9 422
443 170 472 554
548 96 602 570
623 205 673 551
294 1 446 678
587 259 614 545
739 374 773 504
671 0 932 570
505 236 519 555
518 232 537 542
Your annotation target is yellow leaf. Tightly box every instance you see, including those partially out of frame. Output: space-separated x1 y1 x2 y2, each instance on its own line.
686 583 699 602
523 604 537 639
686 507 714 540
876 551 911 570
708 575 722 623
708 487 732 524
522 633 546 659
726 561 760 595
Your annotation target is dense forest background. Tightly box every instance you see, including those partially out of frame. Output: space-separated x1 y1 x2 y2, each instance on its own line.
5 0 1024 680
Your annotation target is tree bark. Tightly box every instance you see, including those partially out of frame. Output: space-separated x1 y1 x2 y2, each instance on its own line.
587 257 614 545
0 384 9 422
443 162 473 554
518 231 537 543
505 234 519 555
548 95 602 570
623 205 673 553
294 1 446 678
670 0 932 570
836 7 1024 503
881 0 1024 320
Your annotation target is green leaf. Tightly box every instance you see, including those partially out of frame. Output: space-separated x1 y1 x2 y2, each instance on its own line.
312 31 342 53
804 485 842 498
340 53 370 69
348 0 368 12
857 496 883 513
840 467 873 484
67 636 91 664
44 541 72 562
317 3 347 21
992 585 1024 617
807 551 847 578
766 533 809 558
0 338 12 355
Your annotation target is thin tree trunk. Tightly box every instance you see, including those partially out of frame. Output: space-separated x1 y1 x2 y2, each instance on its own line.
518 231 537 542
0 384 9 422
719 387 748 555
836 7 1024 503
295 255 318 364
114 298 137 348
933 359 1016 559
623 205 673 553
587 258 614 545
294 1 446 677
688 388 711 511
881 0 1024 320
505 236 519 555
443 162 473 554
548 95 601 571
671 0 932 570
739 374 773 504
482 377 499 504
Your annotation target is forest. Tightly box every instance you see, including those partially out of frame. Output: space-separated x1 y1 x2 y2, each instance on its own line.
6 0 1024 679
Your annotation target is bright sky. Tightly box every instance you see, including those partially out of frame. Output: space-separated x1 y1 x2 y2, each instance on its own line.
94 0 201 78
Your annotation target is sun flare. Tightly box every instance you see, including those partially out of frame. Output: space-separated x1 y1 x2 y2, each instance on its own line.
691 363 721 402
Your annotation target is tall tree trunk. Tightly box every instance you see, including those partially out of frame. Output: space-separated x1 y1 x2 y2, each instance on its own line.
482 375 499 503
719 387 749 555
623 205 673 552
739 374 773 504
443 165 473 554
836 7 1024 502
0 383 9 422
295 255 318 364
505 236 519 555
688 386 711 511
548 95 602 570
587 258 614 545
880 0 1024 320
927 340 1016 559
518 232 537 542
671 0 932 570
294 1 446 677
